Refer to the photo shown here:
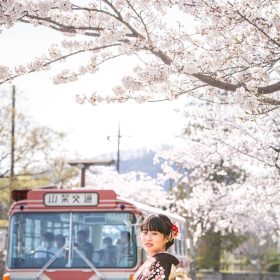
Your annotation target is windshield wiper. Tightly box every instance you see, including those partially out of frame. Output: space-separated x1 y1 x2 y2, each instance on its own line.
73 246 104 279
35 245 66 280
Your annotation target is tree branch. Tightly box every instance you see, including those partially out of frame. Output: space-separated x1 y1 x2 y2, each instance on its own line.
0 43 121 85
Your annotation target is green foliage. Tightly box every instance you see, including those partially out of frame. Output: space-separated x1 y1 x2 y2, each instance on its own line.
0 220 8 228
196 230 247 272
221 233 248 252
0 174 53 220
265 251 280 272
196 231 222 271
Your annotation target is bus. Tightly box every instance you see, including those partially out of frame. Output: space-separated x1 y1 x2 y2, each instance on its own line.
3 187 188 280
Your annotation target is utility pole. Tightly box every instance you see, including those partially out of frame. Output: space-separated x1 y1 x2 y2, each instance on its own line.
10 85 16 191
108 122 129 173
116 123 121 173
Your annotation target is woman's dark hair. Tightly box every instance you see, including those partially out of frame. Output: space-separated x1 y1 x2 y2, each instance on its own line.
140 214 174 250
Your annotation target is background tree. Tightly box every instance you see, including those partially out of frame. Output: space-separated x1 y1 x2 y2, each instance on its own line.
69 165 167 207
0 88 75 218
166 163 247 272
155 99 280 273
196 231 247 272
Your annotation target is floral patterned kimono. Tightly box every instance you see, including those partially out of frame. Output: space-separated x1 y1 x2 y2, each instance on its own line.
133 252 180 280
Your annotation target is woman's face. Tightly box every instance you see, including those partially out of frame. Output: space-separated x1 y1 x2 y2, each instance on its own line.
140 230 168 257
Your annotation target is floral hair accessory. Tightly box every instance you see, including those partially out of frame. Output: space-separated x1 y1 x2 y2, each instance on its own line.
171 222 180 239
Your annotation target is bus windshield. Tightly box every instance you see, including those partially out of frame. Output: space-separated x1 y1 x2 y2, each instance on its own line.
8 212 137 269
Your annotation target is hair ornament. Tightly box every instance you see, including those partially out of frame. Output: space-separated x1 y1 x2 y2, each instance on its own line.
171 222 180 239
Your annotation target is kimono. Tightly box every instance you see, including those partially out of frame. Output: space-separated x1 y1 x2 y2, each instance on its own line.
133 252 180 280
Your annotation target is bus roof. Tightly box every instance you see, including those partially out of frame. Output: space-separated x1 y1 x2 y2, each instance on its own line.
9 188 186 225
118 196 186 224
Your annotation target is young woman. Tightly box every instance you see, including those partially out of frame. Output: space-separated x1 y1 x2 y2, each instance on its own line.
133 214 180 280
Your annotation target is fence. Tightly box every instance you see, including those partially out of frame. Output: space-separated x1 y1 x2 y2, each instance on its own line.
197 272 280 280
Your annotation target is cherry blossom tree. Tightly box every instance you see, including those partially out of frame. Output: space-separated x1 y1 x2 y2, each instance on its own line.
156 101 280 243
1 0 280 111
68 165 168 207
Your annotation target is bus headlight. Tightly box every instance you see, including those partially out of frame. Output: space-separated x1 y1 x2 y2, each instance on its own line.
3 273 10 280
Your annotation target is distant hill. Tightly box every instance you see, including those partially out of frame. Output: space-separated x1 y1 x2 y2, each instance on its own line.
93 146 172 189
119 149 161 178
96 146 168 177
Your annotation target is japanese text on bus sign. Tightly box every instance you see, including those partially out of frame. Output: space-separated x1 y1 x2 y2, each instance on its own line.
44 192 98 206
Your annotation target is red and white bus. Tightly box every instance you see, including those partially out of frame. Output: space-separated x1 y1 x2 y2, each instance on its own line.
3 187 188 280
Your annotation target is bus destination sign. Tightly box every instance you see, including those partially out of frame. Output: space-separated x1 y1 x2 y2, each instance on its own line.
44 192 98 206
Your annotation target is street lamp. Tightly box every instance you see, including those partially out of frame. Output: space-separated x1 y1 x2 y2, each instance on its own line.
68 159 115 187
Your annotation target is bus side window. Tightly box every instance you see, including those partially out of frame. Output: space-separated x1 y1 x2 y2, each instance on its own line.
175 240 178 255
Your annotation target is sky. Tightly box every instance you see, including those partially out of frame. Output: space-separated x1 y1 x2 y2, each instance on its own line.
0 22 186 161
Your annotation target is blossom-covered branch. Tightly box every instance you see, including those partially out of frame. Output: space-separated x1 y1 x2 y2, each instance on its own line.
1 0 280 110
